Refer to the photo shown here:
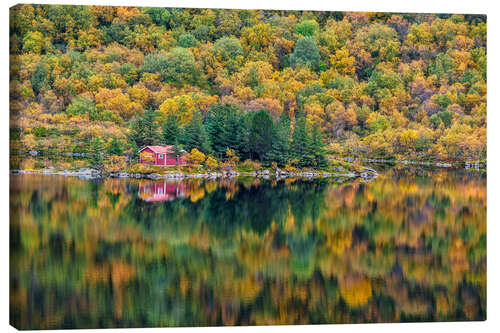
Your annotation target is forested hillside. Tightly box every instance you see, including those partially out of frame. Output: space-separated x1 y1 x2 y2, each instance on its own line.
9 5 487 168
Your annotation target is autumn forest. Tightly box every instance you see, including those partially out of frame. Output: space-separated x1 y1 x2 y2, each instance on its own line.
9 5 486 169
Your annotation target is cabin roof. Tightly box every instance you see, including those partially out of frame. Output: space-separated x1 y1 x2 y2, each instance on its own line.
139 145 174 154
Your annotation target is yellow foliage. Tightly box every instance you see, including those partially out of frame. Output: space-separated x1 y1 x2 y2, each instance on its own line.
339 276 373 308
205 155 218 169
95 88 140 120
190 148 206 165
329 47 355 75
104 155 127 173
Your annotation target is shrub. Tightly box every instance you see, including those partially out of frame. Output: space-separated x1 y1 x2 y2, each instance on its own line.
104 155 127 173
205 155 218 169
190 148 206 165
127 163 155 174
284 163 297 173
237 159 262 172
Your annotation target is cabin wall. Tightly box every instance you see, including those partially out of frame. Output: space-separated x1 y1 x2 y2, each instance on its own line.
156 153 166 166
140 147 185 166
165 156 177 166
139 148 156 165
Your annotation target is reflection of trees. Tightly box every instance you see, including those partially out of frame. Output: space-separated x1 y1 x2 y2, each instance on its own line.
10 169 486 329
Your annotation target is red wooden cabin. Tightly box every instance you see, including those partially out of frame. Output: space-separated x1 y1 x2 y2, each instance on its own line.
139 145 187 166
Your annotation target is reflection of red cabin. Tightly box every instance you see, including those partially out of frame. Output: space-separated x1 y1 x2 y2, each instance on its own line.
139 181 186 202
139 145 187 166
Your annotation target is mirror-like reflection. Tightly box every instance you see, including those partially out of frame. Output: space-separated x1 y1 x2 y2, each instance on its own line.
10 168 486 329
139 181 187 202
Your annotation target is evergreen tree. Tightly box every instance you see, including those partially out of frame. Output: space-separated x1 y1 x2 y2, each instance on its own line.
267 113 291 166
107 137 123 155
205 105 228 157
128 109 160 149
290 37 321 69
89 137 105 170
225 107 245 157
205 104 246 158
291 115 314 168
179 110 211 154
142 109 160 144
311 122 327 169
162 113 180 145
236 112 253 160
31 61 50 95
248 109 275 161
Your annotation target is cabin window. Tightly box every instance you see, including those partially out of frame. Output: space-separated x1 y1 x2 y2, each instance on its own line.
158 154 163 159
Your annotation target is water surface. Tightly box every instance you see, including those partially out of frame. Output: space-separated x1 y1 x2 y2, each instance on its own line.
10 167 486 329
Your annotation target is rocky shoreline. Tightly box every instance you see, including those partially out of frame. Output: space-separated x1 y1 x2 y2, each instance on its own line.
343 157 487 170
11 166 379 181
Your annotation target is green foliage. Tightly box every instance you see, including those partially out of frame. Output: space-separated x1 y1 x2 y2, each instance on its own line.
144 7 172 26
214 36 244 60
178 33 198 48
205 105 229 157
428 53 455 82
179 110 212 154
295 20 319 37
248 109 275 161
162 113 180 145
430 111 454 128
119 63 138 85
142 48 201 86
366 70 403 96
266 113 291 166
89 137 104 169
290 37 321 69
291 115 314 168
30 61 50 95
107 137 124 155
311 123 327 169
67 95 100 120
204 104 247 158
369 114 390 133
22 31 46 54
102 21 130 44
128 109 160 149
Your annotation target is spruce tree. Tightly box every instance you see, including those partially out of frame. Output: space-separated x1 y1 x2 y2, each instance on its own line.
89 137 105 170
236 112 253 160
107 137 123 155
227 108 249 158
248 109 275 161
180 110 212 154
128 109 160 149
267 113 291 166
142 109 160 144
311 122 327 169
205 105 228 157
291 115 314 168
162 113 180 145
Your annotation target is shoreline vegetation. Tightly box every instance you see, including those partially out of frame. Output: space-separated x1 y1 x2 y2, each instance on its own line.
11 150 486 182
10 152 379 180
10 146 486 182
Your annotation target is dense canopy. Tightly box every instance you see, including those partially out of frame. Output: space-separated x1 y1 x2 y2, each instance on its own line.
10 5 487 165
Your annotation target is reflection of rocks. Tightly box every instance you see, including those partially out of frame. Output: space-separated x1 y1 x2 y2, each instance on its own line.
13 167 377 181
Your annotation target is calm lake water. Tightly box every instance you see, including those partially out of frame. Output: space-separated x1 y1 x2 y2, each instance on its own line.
10 167 486 329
